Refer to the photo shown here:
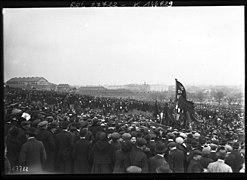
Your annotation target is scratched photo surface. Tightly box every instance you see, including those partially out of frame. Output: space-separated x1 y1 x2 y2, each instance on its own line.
3 6 245 175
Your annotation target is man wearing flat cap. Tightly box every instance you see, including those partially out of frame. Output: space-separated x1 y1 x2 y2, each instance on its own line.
148 143 170 173
54 121 74 173
72 128 92 174
199 146 214 171
164 132 175 161
167 142 184 173
122 133 132 141
36 121 55 173
88 117 102 140
125 138 149 173
18 127 47 174
187 150 203 173
209 142 218 162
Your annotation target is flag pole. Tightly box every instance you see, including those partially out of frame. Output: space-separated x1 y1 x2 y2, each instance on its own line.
174 79 178 125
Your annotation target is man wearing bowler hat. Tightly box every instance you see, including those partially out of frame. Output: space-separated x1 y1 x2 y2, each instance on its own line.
148 142 171 173
18 127 47 174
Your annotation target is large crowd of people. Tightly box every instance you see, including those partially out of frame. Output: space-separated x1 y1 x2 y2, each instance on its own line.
3 86 245 174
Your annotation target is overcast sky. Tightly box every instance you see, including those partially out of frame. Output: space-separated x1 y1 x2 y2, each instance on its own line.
3 6 244 86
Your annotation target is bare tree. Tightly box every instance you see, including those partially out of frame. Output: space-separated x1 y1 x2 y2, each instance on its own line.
197 91 204 103
214 91 225 105
226 95 235 105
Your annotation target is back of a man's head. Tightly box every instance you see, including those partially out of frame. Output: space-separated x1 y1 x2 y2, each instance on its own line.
217 147 227 160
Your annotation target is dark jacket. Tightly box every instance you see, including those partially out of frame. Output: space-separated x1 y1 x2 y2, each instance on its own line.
110 140 121 162
168 148 184 173
89 140 113 174
113 149 129 173
199 155 213 169
89 124 102 139
146 141 156 158
18 138 46 174
55 130 74 173
187 159 203 173
6 135 22 167
72 138 92 173
225 149 243 172
209 151 218 162
35 129 55 172
149 155 170 173
126 146 149 173
17 127 28 145
177 143 189 171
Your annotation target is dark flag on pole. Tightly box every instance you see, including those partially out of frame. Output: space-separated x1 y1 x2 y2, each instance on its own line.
175 79 195 128
175 79 187 101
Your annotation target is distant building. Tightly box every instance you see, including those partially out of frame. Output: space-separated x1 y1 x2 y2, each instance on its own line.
149 84 168 91
6 77 50 90
78 86 107 91
105 83 150 92
56 84 71 92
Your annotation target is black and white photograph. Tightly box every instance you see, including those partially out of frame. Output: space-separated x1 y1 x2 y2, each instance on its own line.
2 1 245 177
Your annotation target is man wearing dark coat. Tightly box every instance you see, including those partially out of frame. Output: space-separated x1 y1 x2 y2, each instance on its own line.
5 126 22 169
35 121 55 173
167 142 184 173
17 121 31 146
149 143 171 173
113 140 132 173
80 121 94 143
176 137 189 172
164 133 175 161
209 144 218 162
225 142 243 172
55 121 74 174
110 132 121 163
185 140 199 167
18 127 47 174
89 132 113 174
88 118 102 140
125 138 149 173
199 146 213 170
187 150 203 173
72 128 92 174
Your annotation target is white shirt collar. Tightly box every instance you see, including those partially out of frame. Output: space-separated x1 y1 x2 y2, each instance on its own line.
157 154 164 157
217 159 225 163
171 147 176 150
